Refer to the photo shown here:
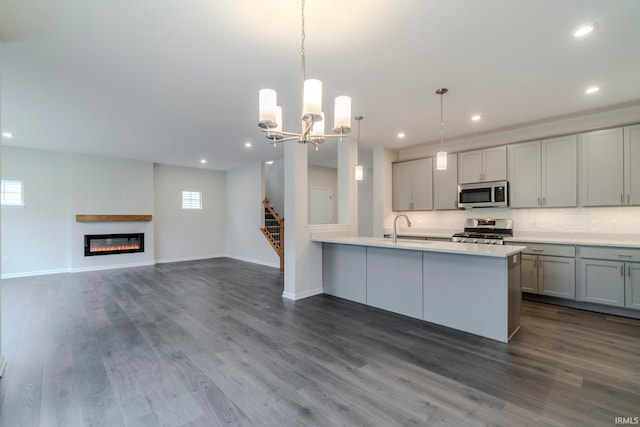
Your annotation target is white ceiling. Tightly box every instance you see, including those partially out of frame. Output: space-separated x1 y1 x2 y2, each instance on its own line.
1 0 639 171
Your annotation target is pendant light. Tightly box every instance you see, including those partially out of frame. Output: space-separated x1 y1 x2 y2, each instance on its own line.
436 88 448 170
354 116 364 181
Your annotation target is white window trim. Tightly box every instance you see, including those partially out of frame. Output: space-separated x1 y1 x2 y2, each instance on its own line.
1 179 25 207
181 190 202 210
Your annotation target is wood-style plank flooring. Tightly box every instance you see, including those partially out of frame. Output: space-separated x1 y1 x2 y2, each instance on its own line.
1 258 639 426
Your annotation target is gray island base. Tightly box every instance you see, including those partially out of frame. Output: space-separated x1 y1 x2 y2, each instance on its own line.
315 237 526 343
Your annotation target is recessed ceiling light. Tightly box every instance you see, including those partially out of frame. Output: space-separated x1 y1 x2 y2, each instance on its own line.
265 160 274 165
200 159 207 164
244 142 252 148
471 115 481 121
585 86 600 94
397 132 405 138
574 25 594 37
2 132 14 138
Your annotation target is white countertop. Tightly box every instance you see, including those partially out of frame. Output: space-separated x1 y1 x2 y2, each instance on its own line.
312 236 526 258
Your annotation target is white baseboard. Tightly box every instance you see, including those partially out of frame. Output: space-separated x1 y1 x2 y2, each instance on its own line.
155 254 225 264
282 287 323 301
1 268 69 279
71 261 156 273
225 254 280 269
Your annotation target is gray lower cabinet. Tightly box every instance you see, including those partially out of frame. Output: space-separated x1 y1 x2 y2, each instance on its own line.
521 254 538 293
578 259 625 307
538 256 576 299
366 247 423 319
578 246 640 309
512 242 575 299
322 243 366 304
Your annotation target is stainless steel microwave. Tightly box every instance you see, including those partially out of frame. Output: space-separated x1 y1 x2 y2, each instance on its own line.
458 180 509 208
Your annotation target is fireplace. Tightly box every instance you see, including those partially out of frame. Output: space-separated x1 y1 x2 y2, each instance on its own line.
84 233 144 256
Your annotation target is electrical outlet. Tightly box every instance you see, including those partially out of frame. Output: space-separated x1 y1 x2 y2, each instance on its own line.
611 221 619 230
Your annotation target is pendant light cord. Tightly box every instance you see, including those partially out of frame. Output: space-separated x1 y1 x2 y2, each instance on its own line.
440 91 444 152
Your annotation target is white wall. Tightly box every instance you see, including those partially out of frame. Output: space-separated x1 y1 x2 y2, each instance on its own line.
154 164 226 263
225 162 279 268
70 153 155 271
308 165 338 223
1 147 71 276
358 167 374 236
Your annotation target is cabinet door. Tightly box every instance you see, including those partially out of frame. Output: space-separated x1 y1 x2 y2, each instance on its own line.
578 259 625 307
482 146 507 182
458 150 483 184
508 141 541 208
538 256 575 299
411 158 433 211
580 128 624 206
625 262 640 310
434 153 458 210
624 125 640 205
521 254 538 293
392 162 413 211
542 135 577 207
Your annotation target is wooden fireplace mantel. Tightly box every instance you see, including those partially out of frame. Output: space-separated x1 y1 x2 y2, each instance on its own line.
75 214 152 222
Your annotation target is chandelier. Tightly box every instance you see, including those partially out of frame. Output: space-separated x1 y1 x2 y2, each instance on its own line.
257 0 352 150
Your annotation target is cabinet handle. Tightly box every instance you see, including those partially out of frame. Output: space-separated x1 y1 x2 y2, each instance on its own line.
542 197 546 206
621 194 624 204
539 259 543 269
537 197 541 206
533 258 537 267
531 248 544 252
618 254 633 258
629 265 632 277
621 265 624 276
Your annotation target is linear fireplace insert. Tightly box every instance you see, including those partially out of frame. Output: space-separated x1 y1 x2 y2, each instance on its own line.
84 233 144 256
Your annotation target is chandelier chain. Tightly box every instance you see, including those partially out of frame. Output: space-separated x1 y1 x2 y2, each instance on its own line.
301 0 306 81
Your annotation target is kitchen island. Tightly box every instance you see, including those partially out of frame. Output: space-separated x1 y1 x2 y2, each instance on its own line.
312 236 526 343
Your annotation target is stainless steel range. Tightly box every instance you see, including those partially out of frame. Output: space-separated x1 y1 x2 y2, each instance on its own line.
451 219 513 245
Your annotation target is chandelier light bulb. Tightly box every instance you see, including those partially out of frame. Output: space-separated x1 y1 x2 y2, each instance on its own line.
259 89 277 128
333 96 351 133
303 79 323 120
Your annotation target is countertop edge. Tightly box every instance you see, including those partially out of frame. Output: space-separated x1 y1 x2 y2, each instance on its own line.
312 237 526 258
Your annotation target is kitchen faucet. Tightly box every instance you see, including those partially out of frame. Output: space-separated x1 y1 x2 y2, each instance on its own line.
392 214 412 244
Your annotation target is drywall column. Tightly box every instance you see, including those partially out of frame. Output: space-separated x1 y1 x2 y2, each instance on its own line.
283 140 323 300
372 147 397 237
338 136 358 234
0 39 5 377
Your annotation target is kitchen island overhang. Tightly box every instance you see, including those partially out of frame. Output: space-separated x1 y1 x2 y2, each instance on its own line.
312 236 527 343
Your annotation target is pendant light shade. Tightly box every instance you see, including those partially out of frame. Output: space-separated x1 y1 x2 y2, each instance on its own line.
355 164 364 181
436 151 448 170
436 88 448 170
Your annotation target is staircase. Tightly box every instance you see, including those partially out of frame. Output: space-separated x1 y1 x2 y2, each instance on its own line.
260 198 284 271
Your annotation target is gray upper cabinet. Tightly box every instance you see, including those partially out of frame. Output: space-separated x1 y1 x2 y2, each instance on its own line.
434 153 458 210
392 158 433 211
508 135 577 208
580 127 624 206
624 124 640 206
459 146 506 184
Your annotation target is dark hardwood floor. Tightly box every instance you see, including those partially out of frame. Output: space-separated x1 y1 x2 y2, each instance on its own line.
1 258 639 426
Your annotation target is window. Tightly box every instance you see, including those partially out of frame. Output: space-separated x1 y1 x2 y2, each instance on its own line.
1 179 24 206
182 190 202 209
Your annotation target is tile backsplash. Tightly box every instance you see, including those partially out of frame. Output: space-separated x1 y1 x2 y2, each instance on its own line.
386 206 640 238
